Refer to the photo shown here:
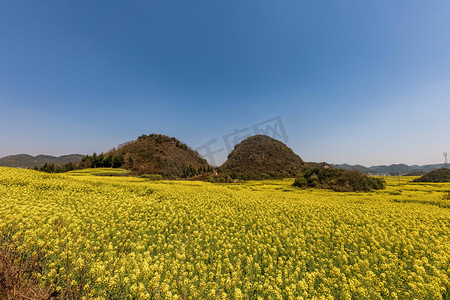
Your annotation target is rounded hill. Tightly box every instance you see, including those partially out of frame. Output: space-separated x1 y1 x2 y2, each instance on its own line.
111 134 210 178
412 168 450 183
221 135 305 179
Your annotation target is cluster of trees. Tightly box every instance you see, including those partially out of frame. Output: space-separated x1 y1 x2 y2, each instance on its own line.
78 153 125 169
293 167 386 192
34 162 78 173
34 153 125 173
182 165 217 178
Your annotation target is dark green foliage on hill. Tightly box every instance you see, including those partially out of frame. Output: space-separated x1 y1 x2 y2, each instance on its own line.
221 135 305 179
305 162 334 169
293 168 386 192
110 134 210 178
413 168 450 183
331 163 375 174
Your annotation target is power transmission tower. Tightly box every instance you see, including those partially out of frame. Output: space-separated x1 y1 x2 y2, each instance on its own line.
444 152 448 168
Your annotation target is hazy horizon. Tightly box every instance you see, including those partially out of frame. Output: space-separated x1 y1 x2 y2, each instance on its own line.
1 133 447 168
1 1 449 166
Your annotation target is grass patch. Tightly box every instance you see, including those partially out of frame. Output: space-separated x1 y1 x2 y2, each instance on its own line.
139 174 163 180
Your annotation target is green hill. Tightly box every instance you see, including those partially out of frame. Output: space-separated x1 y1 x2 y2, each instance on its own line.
0 154 83 168
221 135 305 179
413 168 450 183
110 134 211 178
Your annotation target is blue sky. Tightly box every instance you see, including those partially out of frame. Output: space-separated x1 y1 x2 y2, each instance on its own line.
1 0 449 166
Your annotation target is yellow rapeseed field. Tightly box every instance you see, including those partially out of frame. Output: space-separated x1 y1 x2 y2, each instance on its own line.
0 167 449 299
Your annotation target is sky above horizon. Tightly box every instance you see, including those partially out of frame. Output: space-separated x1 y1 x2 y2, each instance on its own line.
1 0 449 166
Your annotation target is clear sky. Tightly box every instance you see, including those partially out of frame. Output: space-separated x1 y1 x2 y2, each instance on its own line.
1 0 449 166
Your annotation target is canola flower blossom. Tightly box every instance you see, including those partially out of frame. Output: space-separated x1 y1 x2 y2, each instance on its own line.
0 167 449 299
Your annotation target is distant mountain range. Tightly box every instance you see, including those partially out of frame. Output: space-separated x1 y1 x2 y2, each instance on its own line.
332 163 448 175
0 149 447 177
0 154 84 168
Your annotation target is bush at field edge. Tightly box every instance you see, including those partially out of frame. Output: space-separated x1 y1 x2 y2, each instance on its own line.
293 167 386 192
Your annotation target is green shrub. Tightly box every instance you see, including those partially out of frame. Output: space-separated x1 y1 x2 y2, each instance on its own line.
293 168 385 192
293 175 307 187
309 173 320 187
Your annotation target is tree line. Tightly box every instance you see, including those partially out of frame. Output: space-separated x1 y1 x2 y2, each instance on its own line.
181 165 217 178
34 153 125 173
